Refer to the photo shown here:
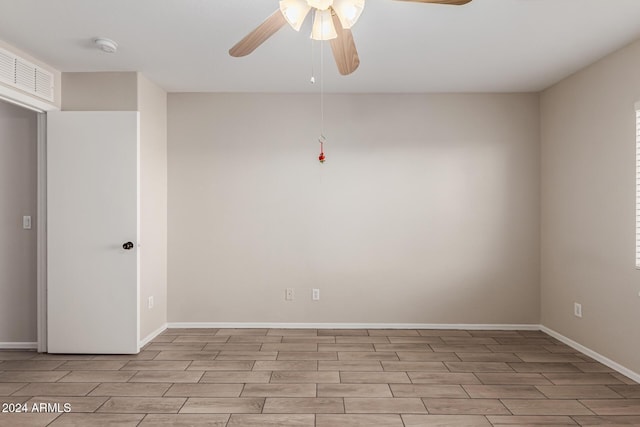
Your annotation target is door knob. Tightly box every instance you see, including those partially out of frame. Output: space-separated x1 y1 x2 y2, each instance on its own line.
122 242 134 250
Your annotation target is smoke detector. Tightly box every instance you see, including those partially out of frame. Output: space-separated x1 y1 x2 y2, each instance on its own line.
94 38 118 53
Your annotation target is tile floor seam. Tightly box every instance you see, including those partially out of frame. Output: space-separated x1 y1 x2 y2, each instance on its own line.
239 382 247 400
161 382 170 397
86 382 102 397
9 382 31 395
93 394 113 412
604 384 626 399
175 392 190 415
43 412 62 426
497 398 514 416
134 413 146 427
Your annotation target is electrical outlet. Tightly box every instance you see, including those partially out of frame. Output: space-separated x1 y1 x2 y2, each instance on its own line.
148 296 154 309
574 302 582 318
312 288 320 301
285 288 294 301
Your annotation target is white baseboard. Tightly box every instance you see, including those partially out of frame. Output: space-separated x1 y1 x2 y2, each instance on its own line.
166 322 540 330
0 342 38 350
139 323 168 348
540 325 640 384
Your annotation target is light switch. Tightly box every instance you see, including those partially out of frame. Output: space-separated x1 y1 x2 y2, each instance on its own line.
22 216 31 230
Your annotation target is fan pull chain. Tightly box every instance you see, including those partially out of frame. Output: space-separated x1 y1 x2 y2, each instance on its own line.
318 135 326 163
318 11 326 164
310 37 316 84
320 12 325 137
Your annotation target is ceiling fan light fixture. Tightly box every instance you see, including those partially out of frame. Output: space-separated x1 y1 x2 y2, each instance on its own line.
307 0 334 11
279 0 312 31
311 9 337 40
332 0 365 29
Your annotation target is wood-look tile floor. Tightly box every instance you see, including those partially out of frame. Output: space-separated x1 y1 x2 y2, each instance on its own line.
1 328 639 426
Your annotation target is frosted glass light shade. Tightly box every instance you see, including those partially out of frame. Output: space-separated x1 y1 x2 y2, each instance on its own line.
279 0 312 31
311 9 337 40
332 0 365 29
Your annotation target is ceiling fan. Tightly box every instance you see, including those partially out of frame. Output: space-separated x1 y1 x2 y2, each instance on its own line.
229 0 472 76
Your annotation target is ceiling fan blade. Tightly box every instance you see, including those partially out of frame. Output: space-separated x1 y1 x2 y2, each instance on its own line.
329 12 360 76
229 9 287 57
394 0 472 5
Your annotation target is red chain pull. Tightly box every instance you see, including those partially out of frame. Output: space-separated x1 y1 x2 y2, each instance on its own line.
318 136 326 163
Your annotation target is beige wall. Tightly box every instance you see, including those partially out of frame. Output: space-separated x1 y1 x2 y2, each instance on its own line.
62 72 138 111
61 71 168 341
0 39 61 110
541 39 640 373
138 74 168 338
0 100 37 342
167 93 540 324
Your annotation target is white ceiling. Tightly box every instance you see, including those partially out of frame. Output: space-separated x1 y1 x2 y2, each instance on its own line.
1 0 640 93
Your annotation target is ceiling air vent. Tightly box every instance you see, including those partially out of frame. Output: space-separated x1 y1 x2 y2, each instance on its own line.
35 68 53 101
0 46 54 102
0 49 16 86
15 59 36 93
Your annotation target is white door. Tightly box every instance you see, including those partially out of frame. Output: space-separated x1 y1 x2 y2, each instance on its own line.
47 111 139 354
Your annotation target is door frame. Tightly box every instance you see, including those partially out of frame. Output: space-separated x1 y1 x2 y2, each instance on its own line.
36 112 47 352
0 90 57 353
